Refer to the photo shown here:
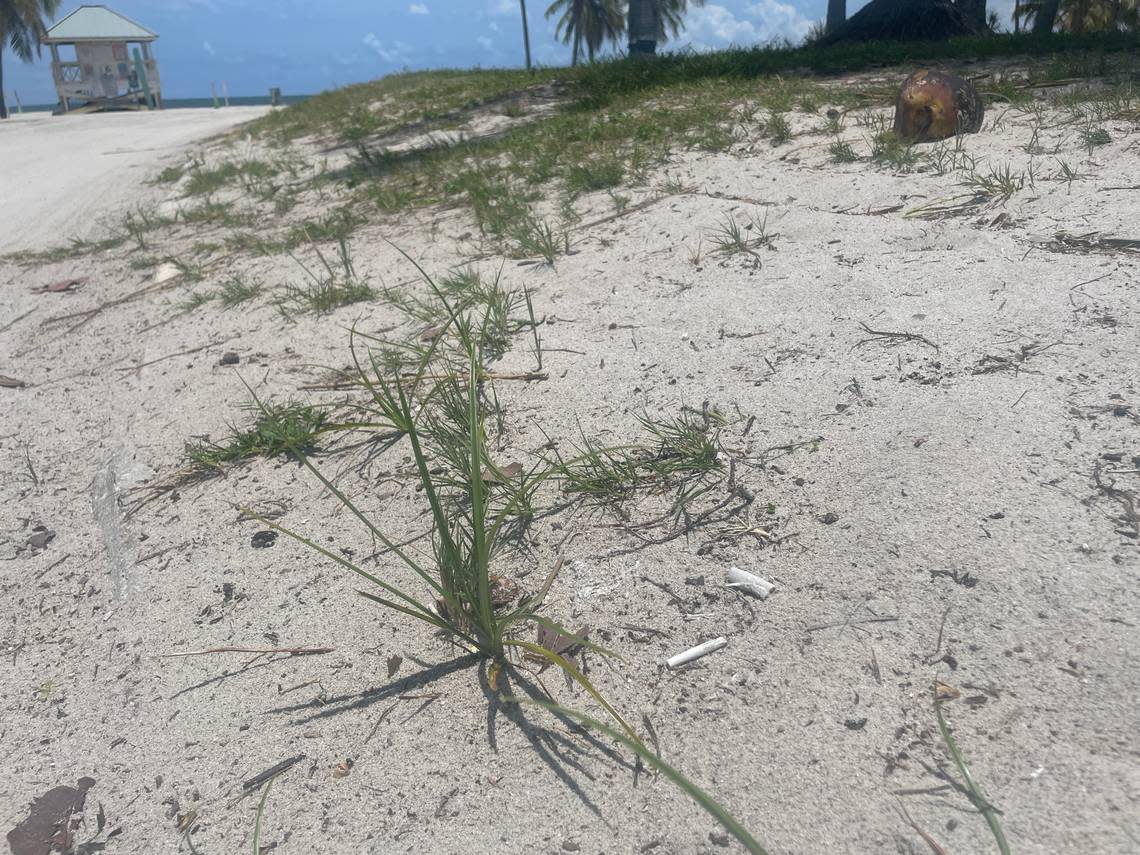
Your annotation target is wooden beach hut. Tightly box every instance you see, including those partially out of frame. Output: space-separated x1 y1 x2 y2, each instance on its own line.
43 5 161 112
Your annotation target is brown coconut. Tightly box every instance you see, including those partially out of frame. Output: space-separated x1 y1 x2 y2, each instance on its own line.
894 70 984 143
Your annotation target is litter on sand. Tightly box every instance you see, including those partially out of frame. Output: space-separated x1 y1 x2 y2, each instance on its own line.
726 566 776 599
667 637 728 668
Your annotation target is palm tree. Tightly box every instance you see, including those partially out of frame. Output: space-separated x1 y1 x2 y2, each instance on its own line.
653 0 706 41
1019 0 1136 30
547 0 624 64
627 0 705 53
1 0 60 119
826 0 846 33
519 0 533 70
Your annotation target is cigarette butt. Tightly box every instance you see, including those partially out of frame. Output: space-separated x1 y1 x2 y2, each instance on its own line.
726 566 775 599
667 637 727 668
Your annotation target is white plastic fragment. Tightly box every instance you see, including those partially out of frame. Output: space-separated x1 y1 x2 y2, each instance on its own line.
667 637 727 668
725 566 775 600
153 261 182 284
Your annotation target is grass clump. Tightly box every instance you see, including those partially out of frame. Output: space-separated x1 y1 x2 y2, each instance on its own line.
553 406 727 521
510 217 571 264
961 163 1027 203
217 276 263 308
565 156 626 194
205 252 769 853
764 111 792 144
829 140 859 163
708 213 777 258
154 164 185 184
870 131 919 172
277 239 375 316
1079 125 1111 150
185 162 241 196
185 401 331 472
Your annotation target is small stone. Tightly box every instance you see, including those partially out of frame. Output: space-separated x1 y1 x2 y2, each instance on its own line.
27 527 56 551
251 530 277 549
561 841 580 852
709 832 731 846
818 512 840 525
219 352 240 366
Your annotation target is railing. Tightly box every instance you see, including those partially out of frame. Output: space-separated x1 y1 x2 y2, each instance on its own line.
55 62 82 83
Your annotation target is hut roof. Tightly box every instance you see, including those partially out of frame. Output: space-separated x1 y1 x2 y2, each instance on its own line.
44 5 157 43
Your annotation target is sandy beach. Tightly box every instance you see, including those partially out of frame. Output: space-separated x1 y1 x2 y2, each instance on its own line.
0 107 269 254
1 57 1138 855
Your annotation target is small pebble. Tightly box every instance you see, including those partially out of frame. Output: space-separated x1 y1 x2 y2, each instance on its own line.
220 352 240 366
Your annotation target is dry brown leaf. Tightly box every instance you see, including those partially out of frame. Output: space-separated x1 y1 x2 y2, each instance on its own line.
933 680 961 701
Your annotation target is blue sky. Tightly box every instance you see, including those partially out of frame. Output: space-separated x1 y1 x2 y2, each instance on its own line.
3 0 1014 104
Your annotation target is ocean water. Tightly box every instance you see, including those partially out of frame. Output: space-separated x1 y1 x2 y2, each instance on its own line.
17 94 310 113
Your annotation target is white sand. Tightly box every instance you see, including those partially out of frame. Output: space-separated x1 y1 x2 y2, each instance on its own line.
0 107 269 254
1 80 1138 855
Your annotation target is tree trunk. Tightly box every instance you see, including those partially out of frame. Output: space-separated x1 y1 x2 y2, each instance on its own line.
572 33 580 66
1032 0 1061 32
826 0 847 33
1072 0 1088 31
519 0 532 71
628 0 658 54
959 0 987 27
0 52 8 120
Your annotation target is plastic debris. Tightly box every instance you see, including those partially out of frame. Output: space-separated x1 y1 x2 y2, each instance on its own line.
667 637 727 668
726 566 775 599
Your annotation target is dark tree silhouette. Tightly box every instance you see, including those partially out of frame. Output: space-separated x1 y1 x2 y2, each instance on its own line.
1 0 61 119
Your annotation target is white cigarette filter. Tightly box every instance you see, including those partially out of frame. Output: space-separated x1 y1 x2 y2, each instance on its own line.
667 636 728 668
725 566 775 599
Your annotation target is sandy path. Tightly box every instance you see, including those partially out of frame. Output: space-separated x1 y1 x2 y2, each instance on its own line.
0 107 268 254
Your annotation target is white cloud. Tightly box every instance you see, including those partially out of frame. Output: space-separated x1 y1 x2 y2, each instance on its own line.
363 33 413 64
476 34 494 50
202 40 216 56
489 21 499 32
488 0 515 17
682 1 813 49
746 0 814 43
408 3 429 14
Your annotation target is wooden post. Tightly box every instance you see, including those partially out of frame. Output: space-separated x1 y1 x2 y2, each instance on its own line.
210 81 219 108
131 47 154 110
13 90 22 114
221 80 230 107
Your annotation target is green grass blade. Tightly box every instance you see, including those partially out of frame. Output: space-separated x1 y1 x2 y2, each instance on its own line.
251 777 274 855
466 348 495 644
505 639 639 745
240 508 444 626
935 700 1010 855
236 376 445 598
505 695 768 855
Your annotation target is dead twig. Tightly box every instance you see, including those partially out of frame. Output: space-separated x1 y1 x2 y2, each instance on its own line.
896 801 948 855
114 336 239 374
1089 461 1139 539
242 755 305 792
973 339 1064 375
299 370 547 391
855 322 939 352
157 646 334 658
